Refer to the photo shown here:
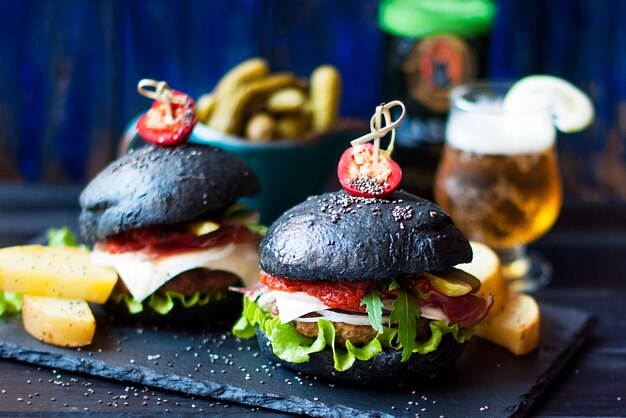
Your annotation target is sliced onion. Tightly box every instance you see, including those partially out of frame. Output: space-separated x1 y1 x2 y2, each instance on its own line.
419 305 449 322
255 291 276 309
383 299 449 322
248 288 451 325
295 310 390 326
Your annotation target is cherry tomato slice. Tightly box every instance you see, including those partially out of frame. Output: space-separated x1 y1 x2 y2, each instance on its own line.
337 143 402 198
136 91 197 146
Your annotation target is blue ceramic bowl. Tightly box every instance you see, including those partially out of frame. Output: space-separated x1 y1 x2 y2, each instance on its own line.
121 117 367 224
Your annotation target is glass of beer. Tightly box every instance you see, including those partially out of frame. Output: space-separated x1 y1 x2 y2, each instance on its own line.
435 81 562 291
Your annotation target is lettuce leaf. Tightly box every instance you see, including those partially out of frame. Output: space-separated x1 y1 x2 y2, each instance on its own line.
242 221 268 237
110 289 223 315
233 299 475 372
223 202 250 218
222 202 268 236
0 292 22 317
46 227 89 250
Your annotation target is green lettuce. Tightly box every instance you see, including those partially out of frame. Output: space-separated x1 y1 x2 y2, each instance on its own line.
0 292 22 317
110 289 224 315
46 227 89 249
232 298 475 372
222 202 268 236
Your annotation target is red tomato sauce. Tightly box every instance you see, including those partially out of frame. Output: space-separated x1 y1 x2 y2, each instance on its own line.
260 271 376 311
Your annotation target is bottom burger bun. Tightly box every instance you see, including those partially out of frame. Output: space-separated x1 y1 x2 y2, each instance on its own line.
256 328 466 385
104 289 242 327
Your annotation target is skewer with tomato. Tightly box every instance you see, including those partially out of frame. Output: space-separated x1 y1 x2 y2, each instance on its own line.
337 100 406 198
136 79 198 146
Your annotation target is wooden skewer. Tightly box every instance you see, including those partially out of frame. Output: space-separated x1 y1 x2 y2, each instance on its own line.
137 79 187 124
351 100 406 161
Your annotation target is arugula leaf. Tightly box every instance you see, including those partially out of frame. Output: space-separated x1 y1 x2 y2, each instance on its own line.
388 287 422 362
388 279 400 290
360 288 384 333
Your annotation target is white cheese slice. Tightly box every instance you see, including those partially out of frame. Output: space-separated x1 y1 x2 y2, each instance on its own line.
92 242 260 302
268 290 331 324
264 290 450 325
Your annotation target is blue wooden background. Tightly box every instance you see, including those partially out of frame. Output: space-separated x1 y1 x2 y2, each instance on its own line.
0 0 383 182
0 0 625 203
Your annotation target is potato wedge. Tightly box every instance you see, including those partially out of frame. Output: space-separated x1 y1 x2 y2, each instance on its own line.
0 245 117 303
22 295 96 347
476 292 540 355
457 241 508 318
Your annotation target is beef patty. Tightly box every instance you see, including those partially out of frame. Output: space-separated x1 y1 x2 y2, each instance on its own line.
114 268 241 298
271 303 433 347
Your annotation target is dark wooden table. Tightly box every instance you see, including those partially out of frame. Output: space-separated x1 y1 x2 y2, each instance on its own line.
1 184 625 416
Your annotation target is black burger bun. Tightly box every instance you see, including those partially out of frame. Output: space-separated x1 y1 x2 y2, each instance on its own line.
79 144 260 242
260 190 472 281
256 329 466 386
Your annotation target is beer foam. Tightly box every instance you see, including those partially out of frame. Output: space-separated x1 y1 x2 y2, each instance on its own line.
446 110 556 155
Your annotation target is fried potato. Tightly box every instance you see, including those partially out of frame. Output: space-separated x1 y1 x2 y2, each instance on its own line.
22 296 96 347
476 292 540 355
457 242 540 355
0 245 117 303
457 241 507 318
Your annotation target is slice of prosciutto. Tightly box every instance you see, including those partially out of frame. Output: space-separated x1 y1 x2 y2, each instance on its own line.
414 278 493 328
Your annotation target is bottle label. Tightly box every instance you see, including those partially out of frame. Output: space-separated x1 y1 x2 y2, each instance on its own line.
402 34 477 113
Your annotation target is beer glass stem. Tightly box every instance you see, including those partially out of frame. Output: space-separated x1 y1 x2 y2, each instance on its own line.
495 245 552 292
496 244 527 265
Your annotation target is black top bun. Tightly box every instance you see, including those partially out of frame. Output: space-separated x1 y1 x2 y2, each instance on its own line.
260 190 471 281
79 144 260 242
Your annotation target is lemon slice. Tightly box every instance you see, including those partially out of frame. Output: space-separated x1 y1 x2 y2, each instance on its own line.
503 75 594 133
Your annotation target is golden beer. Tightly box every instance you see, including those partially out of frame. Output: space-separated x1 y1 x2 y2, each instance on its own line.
435 145 562 248
434 79 592 290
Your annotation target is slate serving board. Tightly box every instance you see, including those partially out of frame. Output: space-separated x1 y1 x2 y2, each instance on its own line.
0 303 594 417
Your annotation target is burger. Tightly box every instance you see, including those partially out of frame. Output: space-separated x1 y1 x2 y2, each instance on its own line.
234 189 493 384
79 143 264 324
